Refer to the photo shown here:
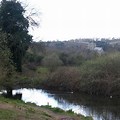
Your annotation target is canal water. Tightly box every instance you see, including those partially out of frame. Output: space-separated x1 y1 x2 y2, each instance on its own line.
13 88 120 120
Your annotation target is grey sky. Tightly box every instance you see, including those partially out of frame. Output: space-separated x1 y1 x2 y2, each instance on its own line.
19 0 120 41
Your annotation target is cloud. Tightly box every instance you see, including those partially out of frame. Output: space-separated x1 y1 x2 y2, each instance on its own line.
22 0 120 41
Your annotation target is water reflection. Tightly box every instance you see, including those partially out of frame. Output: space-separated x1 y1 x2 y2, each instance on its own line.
13 89 120 120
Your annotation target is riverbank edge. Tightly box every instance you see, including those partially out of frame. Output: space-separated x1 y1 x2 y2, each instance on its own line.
0 95 93 120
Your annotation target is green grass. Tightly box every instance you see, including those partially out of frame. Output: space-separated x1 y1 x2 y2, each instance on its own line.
42 112 52 118
37 67 49 75
0 109 16 120
0 96 24 104
41 105 75 114
41 105 93 120
41 105 65 113
0 96 93 120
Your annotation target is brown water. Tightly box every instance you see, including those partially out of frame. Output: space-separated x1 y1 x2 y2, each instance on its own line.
13 89 120 120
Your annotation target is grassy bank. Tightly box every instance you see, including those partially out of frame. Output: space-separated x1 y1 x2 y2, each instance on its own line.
0 96 92 120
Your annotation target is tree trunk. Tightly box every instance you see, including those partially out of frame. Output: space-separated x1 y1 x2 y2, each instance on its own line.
6 89 13 98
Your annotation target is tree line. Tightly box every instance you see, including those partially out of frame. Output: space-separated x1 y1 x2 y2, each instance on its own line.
1 0 120 97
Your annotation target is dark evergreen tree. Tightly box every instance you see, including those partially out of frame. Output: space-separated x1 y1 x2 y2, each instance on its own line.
0 32 15 96
0 0 33 72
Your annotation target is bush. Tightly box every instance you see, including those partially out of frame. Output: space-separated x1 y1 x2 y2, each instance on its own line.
79 52 120 96
43 67 80 91
42 53 63 71
24 52 43 65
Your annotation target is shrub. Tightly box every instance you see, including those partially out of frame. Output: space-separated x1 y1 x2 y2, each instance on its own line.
41 53 63 71
79 52 120 96
43 66 80 91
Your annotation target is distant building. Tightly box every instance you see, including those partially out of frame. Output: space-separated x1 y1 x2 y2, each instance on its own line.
87 42 96 50
94 47 104 54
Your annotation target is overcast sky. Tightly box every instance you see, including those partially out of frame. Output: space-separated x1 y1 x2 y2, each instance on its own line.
22 0 120 41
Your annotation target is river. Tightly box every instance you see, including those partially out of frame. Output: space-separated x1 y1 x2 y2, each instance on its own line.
13 88 120 120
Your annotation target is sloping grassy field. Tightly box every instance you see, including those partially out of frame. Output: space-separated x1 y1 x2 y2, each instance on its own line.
0 96 93 120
